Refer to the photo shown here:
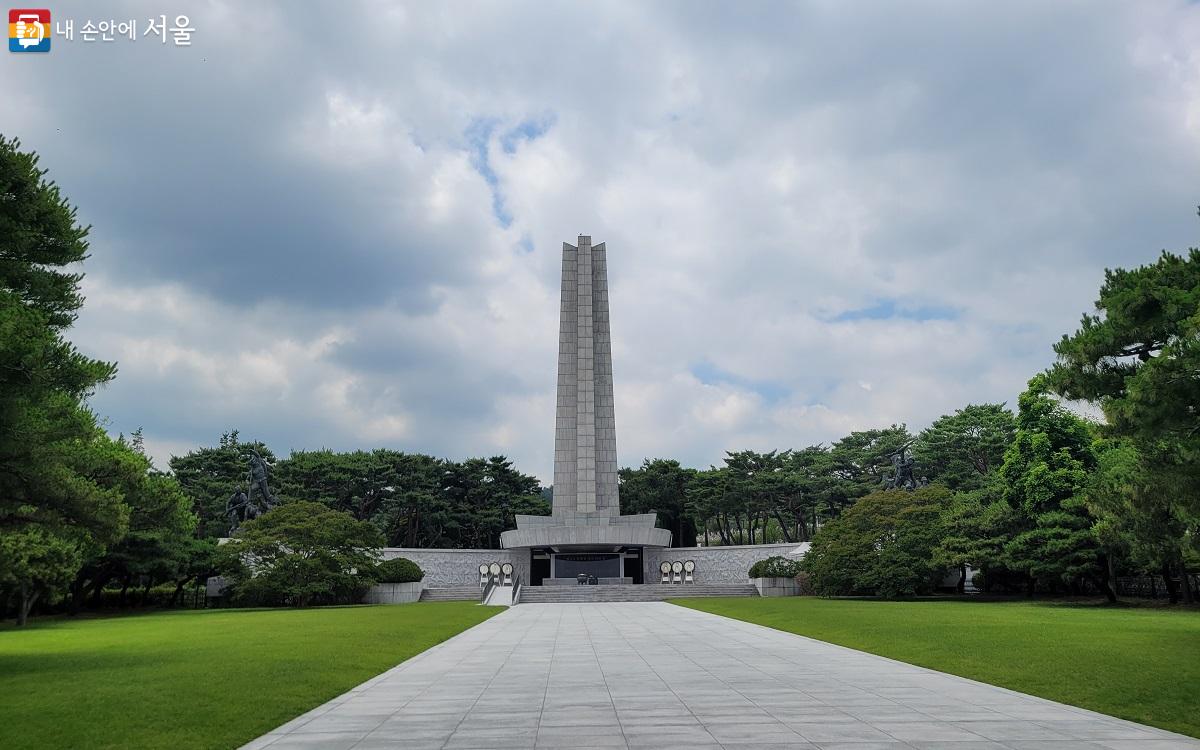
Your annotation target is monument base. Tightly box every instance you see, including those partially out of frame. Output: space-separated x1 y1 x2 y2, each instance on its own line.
499 512 672 549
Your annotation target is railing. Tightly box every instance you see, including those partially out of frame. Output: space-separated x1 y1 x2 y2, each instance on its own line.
512 574 523 605
480 577 497 604
1115 574 1200 600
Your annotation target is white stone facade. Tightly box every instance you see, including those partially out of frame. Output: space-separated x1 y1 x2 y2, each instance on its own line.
381 543 804 587
380 548 529 587
644 543 802 584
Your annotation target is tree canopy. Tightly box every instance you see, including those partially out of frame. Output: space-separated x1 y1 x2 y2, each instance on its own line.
218 501 384 607
1048 248 1200 601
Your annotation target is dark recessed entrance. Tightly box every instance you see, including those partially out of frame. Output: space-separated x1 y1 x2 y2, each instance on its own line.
530 552 550 586
528 547 646 584
554 553 621 579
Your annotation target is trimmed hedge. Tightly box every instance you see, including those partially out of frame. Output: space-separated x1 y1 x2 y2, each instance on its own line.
749 555 803 579
375 557 424 583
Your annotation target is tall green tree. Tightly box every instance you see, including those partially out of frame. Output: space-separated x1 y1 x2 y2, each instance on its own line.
0 136 128 624
779 446 836 542
723 450 788 545
371 452 451 547
689 467 737 545
1000 378 1115 601
914 403 1015 490
1047 248 1200 601
72 435 197 609
443 456 545 548
933 478 1023 593
620 459 697 546
0 524 80 626
275 449 395 520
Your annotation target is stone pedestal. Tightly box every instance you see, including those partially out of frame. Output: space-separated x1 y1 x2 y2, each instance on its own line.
363 582 424 604
752 576 801 597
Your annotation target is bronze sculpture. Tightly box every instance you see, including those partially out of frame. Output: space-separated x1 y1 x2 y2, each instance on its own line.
225 451 278 532
883 444 928 491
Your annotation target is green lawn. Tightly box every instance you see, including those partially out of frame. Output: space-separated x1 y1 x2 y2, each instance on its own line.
673 597 1200 738
0 603 499 750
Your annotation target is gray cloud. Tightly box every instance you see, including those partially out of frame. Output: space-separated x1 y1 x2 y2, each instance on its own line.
3 0 1197 479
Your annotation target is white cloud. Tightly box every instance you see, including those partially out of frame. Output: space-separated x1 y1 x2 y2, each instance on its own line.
5 0 1198 482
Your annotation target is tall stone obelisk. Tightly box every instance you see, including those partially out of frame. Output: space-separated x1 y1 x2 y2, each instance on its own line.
552 235 619 516
500 235 669 552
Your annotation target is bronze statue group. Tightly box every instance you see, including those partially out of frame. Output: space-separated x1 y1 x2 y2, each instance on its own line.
224 451 278 532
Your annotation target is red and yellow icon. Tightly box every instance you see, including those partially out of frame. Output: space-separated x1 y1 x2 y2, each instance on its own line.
9 9 50 52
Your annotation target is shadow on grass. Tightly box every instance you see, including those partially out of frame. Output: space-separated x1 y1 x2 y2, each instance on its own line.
0 602 416 633
760 594 1200 612
0 650 158 676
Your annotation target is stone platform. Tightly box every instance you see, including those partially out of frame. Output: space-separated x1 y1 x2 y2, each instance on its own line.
542 576 632 586
518 583 758 603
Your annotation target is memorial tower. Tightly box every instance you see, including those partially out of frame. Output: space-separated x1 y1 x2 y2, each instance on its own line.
501 236 670 584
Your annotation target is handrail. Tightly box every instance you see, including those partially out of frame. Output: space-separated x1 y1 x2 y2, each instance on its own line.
511 573 523 605
480 577 497 604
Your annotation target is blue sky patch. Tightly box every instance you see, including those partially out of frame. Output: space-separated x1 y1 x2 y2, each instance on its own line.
501 115 555 154
830 298 959 322
690 360 790 403
466 115 555 229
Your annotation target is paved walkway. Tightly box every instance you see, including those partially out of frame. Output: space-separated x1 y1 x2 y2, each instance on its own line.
244 602 1199 750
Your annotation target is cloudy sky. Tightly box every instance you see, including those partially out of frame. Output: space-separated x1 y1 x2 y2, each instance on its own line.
4 1 1199 481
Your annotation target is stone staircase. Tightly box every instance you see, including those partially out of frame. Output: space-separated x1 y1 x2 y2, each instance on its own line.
518 583 758 603
419 586 481 602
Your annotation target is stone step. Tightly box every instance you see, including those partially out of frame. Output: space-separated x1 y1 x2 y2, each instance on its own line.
419 586 482 602
517 583 758 603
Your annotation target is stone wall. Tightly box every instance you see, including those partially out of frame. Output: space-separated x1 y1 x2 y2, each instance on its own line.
752 576 802 597
380 548 529 587
363 582 423 604
643 543 802 584
380 544 803 587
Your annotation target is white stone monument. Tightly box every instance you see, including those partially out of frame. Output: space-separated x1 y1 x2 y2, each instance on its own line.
500 236 670 580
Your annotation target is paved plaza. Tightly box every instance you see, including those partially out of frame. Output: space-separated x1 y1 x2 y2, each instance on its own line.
245 603 1199 750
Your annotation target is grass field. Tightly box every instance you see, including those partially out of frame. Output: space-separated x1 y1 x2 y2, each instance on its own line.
0 603 499 750
672 597 1200 738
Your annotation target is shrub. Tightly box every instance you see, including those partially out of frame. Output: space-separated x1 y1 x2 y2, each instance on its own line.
375 557 423 583
802 486 951 598
749 556 803 578
217 501 384 607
